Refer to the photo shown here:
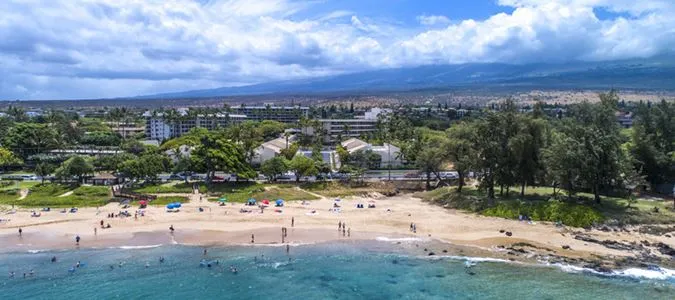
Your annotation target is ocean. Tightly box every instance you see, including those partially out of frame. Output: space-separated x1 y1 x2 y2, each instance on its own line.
1 241 673 299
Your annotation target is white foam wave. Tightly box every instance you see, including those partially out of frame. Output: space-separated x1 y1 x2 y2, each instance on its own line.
118 244 163 250
375 237 424 242
614 267 675 280
27 249 46 254
550 263 675 281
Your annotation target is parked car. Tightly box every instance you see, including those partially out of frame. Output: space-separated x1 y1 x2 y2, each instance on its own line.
168 174 185 181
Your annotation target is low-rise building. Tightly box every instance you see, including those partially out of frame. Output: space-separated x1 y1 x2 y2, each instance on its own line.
341 138 402 168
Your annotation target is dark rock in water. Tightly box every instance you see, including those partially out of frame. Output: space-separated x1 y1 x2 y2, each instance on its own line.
562 245 571 250
505 232 513 237
654 242 675 256
442 250 448 253
499 229 505 233
428 252 435 256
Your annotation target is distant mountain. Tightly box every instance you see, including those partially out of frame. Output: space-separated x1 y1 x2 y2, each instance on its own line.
136 56 675 99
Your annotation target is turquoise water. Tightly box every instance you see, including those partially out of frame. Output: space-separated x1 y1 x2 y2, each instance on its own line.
1 242 673 299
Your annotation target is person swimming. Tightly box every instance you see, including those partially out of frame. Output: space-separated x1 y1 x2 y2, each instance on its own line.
76 261 81 268
145 262 150 268
9 271 15 278
51 256 57 263
159 257 165 263
109 265 114 270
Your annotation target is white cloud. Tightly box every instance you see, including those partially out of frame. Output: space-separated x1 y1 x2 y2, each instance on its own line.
417 15 452 26
0 0 673 99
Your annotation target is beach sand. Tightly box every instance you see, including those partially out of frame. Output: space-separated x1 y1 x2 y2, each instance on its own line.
1 194 673 267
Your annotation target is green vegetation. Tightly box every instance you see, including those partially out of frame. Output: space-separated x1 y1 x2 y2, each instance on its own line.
207 183 319 203
418 186 674 227
132 182 197 194
0 184 111 207
146 196 188 206
302 181 397 198
0 181 39 191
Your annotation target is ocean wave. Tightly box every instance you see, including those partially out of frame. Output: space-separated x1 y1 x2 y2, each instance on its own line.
27 249 46 254
614 267 675 280
118 244 163 250
551 263 675 281
375 237 424 242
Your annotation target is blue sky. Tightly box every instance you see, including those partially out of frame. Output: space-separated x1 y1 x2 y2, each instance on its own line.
1 0 673 100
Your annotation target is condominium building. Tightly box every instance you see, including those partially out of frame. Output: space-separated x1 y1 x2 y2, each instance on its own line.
144 111 246 141
303 118 378 144
229 105 309 123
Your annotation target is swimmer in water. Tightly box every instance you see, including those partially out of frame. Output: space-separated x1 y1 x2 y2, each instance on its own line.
159 257 165 263
109 265 114 270
29 269 34 277
51 256 57 263
118 262 123 268
76 261 81 268
145 262 150 268
9 271 15 278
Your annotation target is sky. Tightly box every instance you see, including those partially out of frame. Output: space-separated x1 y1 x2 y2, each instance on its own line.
1 0 674 100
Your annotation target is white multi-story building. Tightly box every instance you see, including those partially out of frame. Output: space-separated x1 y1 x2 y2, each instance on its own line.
303 118 379 144
229 105 309 123
144 110 246 141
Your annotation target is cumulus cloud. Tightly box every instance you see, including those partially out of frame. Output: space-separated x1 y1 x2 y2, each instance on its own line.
0 0 673 99
417 15 452 26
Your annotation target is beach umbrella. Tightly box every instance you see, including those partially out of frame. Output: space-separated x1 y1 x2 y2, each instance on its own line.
262 199 270 205
247 198 256 205
218 197 228 203
139 200 147 206
174 202 182 208
276 199 284 206
166 203 175 209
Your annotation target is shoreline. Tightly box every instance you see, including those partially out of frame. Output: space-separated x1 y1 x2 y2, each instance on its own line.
2 228 674 282
1 194 674 275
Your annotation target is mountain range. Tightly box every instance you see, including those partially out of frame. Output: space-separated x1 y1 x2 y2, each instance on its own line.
136 56 675 99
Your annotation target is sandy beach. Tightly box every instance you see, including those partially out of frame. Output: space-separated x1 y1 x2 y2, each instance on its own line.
1 193 674 269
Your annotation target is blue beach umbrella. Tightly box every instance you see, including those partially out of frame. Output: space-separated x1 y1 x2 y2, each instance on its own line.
276 199 284 206
247 198 256 205
218 197 227 203
173 202 182 208
166 203 175 209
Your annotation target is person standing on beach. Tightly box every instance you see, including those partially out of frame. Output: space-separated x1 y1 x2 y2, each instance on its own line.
286 244 290 255
251 233 255 243
291 217 294 227
75 235 81 245
18 228 22 237
169 225 175 234
342 227 346 237
94 227 97 236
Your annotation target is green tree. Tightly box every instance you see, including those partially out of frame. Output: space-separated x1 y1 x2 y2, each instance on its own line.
629 100 674 189
55 156 94 184
0 147 22 172
261 157 289 182
280 143 300 160
34 162 55 184
94 153 137 172
3 123 60 159
289 155 317 182
445 122 476 193
415 136 447 190
192 134 255 183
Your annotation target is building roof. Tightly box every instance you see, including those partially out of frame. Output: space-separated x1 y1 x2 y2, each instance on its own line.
260 136 293 153
341 138 370 153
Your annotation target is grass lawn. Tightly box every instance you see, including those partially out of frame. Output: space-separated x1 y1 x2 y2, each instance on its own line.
207 183 319 203
301 181 397 198
143 196 189 206
416 185 675 228
0 181 40 191
132 182 197 194
11 184 112 208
